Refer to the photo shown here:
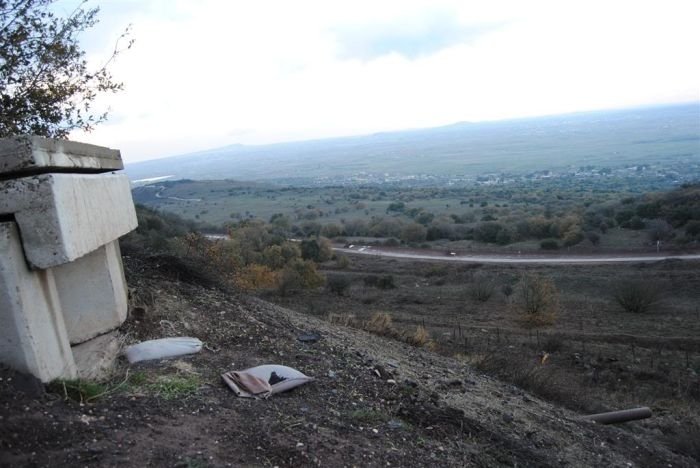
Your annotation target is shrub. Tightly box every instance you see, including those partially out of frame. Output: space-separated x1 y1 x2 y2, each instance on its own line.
469 275 495 302
686 220 700 238
540 239 559 250
234 264 278 291
586 231 600 245
383 237 400 247
365 312 394 335
363 274 379 287
326 274 352 296
405 325 431 347
501 283 514 297
613 279 662 313
335 254 350 269
377 275 396 289
276 259 325 296
513 274 558 326
400 223 427 243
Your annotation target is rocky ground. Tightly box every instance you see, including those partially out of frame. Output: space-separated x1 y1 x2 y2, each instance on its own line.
1 252 696 467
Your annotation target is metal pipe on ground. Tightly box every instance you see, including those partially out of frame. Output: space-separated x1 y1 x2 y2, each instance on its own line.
582 407 652 425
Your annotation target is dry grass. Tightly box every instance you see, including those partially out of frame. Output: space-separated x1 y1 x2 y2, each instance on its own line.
468 351 590 410
365 312 394 334
513 273 559 326
405 325 431 347
328 313 358 327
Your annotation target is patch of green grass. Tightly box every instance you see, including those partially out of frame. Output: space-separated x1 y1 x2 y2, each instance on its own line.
147 374 201 400
128 371 148 386
47 379 108 403
349 409 390 425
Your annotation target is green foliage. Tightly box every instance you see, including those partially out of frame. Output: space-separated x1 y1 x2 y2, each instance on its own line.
0 0 131 137
277 259 325 295
401 222 427 243
513 274 558 326
326 274 352 296
540 239 559 250
474 221 512 245
363 274 396 289
387 201 405 212
613 279 663 313
469 275 495 302
300 238 333 262
562 226 584 247
47 379 107 403
586 231 600 245
147 375 201 400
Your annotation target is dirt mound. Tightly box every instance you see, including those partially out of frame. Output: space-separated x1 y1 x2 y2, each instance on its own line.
1 254 695 467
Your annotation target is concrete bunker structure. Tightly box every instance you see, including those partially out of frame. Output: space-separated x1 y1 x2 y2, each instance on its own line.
0 136 137 382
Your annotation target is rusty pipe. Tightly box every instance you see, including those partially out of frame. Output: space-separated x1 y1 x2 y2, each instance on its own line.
582 407 652 425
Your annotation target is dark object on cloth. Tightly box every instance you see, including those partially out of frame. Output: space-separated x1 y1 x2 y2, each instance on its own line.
222 365 313 399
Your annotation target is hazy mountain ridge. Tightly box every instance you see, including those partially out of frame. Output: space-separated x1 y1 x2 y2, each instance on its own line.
126 103 700 184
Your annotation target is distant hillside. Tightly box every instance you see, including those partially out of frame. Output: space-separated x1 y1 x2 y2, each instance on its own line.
126 103 700 184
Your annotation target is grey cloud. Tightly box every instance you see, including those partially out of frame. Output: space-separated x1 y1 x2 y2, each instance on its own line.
333 9 500 61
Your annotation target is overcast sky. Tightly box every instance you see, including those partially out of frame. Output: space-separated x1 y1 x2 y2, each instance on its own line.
65 0 700 164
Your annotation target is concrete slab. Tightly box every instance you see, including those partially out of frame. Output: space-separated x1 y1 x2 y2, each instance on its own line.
0 173 137 269
0 136 122 176
0 222 77 382
53 241 129 344
72 331 122 381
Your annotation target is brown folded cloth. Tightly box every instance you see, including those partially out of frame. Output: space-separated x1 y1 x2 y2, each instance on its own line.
221 371 272 398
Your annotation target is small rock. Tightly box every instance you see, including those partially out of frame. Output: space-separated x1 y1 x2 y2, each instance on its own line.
297 332 321 343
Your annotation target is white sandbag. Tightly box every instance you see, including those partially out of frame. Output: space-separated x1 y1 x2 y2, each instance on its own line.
124 337 203 363
221 364 314 398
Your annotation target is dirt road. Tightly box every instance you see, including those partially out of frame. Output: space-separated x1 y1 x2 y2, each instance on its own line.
335 246 700 264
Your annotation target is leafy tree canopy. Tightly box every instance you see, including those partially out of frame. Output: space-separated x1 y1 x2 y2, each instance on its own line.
0 0 131 138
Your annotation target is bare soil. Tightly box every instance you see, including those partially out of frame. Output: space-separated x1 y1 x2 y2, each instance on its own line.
1 252 698 467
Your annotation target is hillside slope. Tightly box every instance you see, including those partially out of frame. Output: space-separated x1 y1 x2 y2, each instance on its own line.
0 252 695 467
125 103 700 184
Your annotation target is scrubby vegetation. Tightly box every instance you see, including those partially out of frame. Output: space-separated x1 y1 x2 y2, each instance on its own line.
121 205 327 295
134 178 700 253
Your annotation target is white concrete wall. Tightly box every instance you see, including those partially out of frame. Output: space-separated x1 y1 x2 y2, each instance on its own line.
0 173 137 269
53 241 129 344
0 222 77 382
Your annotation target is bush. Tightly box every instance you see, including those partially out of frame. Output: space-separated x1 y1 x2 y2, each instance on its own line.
363 274 379 287
540 239 559 250
405 325 431 347
326 274 352 296
365 312 394 335
363 274 395 289
586 231 600 245
335 254 350 269
469 275 495 302
613 279 662 313
383 237 400 247
377 275 396 289
513 274 558 326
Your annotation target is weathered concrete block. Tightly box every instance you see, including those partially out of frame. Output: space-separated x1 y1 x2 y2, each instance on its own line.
0 173 137 269
0 222 77 382
72 331 123 381
0 135 123 176
53 241 129 344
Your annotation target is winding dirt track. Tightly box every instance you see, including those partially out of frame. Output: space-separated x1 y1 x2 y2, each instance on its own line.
334 246 700 264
